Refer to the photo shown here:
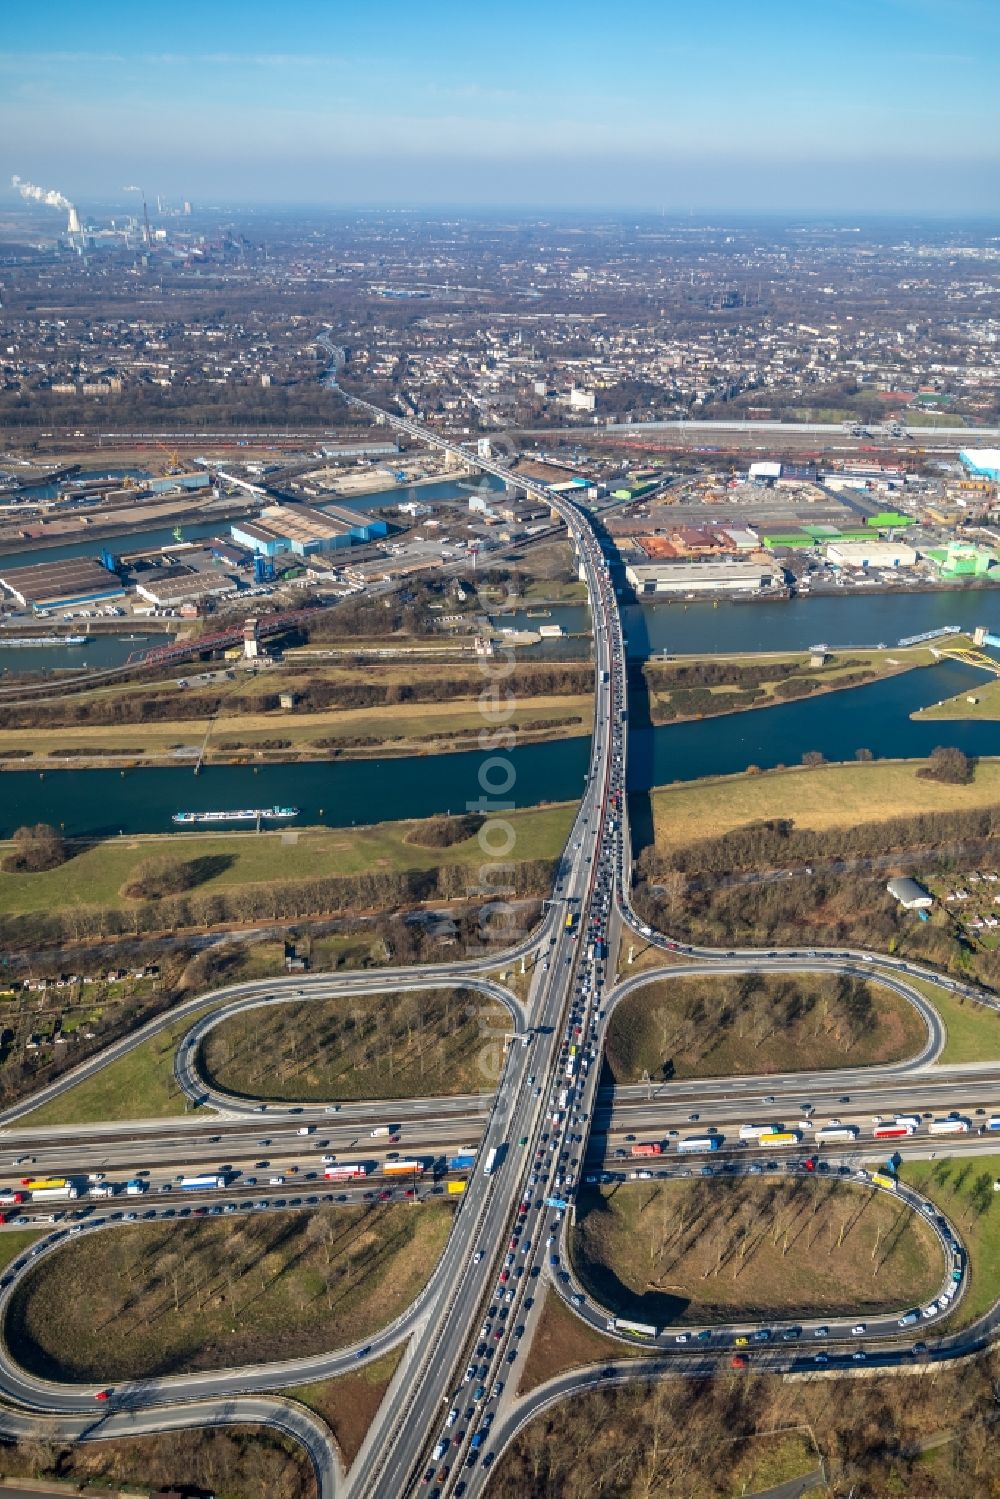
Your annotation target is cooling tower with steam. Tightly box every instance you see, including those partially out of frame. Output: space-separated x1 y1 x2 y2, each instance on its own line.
12 176 81 235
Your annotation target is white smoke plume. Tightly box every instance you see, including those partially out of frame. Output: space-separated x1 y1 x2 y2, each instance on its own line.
11 175 73 212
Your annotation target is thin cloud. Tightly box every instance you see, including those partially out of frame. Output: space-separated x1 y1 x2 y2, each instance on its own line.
0 50 350 68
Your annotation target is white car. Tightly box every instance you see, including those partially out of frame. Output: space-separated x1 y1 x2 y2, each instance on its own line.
674 1333 688 1344
851 1323 866 1335
474 1249 484 1264
269 1175 285 1186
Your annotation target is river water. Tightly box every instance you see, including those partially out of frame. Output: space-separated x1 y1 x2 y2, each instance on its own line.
2 655 995 838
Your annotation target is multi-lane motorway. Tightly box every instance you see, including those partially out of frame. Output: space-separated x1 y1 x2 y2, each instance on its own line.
2 386 1000 1496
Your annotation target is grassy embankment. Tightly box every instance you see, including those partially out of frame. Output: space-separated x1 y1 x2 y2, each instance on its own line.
7 1202 453 1381
648 759 1000 853
22 999 223 1126
0 802 575 918
645 644 937 726
290 1346 405 1468
570 1178 943 1326
200 987 511 1103
606 971 927 1081
916 676 1000 720
0 693 593 767
906 977 1000 1065
901 1154 1000 1327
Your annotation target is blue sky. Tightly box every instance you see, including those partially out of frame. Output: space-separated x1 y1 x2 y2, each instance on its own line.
3 0 999 212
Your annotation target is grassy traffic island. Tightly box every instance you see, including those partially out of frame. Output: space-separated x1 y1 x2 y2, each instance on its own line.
606 971 926 1081
570 1178 944 1328
901 1153 1000 1327
6 1201 453 1382
200 986 512 1102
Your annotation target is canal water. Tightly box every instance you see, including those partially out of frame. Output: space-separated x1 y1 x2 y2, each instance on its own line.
539 593 996 658
0 633 171 678
3 656 997 839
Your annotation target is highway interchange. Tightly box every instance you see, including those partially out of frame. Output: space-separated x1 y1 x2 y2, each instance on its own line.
3 390 1000 1496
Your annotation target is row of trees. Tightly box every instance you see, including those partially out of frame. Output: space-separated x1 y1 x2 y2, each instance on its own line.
0 859 557 950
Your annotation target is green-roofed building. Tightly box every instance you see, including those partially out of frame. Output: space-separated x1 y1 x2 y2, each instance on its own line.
761 532 816 549
924 543 996 578
866 512 913 529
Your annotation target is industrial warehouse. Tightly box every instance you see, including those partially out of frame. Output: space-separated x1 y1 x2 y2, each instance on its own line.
0 556 126 612
230 502 387 557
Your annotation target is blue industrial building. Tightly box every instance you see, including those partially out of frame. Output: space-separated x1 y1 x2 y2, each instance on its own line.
231 502 387 559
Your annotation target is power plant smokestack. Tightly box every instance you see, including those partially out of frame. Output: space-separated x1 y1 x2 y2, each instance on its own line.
12 175 79 235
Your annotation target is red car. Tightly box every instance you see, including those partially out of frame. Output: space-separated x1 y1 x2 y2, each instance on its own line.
94 1389 112 1402
730 1355 748 1370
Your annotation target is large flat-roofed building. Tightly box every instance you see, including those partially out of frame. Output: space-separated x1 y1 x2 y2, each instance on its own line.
318 439 400 460
231 502 387 557
826 541 918 569
0 556 125 612
625 559 774 595
134 568 236 608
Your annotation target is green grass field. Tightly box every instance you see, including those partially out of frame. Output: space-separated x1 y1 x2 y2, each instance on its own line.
0 1231 45 1273
649 758 1000 855
7 1202 453 1382
22 1002 221 1126
900 1155 1000 1326
0 801 576 918
908 978 1000 1065
289 1346 406 1467
916 677 1000 721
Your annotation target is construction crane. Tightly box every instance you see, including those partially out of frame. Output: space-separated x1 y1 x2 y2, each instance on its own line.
154 439 181 474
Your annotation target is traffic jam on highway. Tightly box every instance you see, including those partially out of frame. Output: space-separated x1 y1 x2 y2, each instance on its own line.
0 1134 482 1230
610 1109 1000 1168
412 514 628 1493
